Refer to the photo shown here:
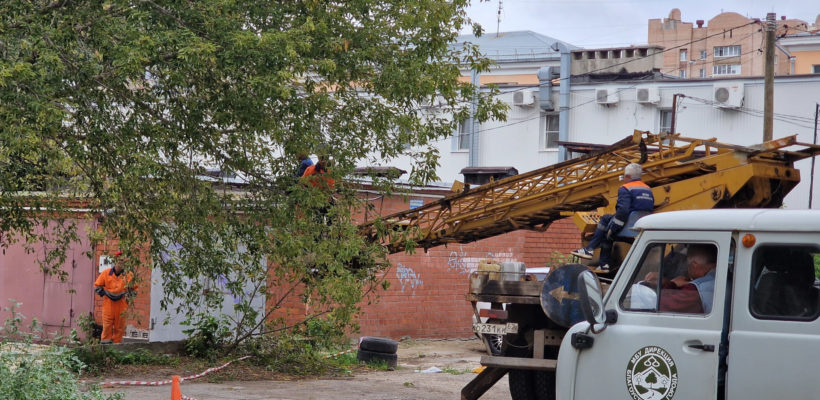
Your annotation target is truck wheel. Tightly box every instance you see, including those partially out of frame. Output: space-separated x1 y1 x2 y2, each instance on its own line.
484 318 504 356
509 370 536 400
359 336 398 354
533 371 556 400
357 349 398 369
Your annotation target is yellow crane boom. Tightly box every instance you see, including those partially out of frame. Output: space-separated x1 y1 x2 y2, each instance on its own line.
362 130 819 254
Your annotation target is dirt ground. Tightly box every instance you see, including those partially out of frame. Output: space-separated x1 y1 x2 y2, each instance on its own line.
100 338 512 400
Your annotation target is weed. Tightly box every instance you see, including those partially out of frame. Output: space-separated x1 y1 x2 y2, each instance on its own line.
183 314 229 360
441 367 470 375
403 381 415 387
325 350 359 369
71 347 178 374
361 358 393 371
1 301 123 400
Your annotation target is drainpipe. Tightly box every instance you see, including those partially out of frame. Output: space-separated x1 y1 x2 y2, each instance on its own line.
774 42 796 75
551 42 571 161
469 69 480 167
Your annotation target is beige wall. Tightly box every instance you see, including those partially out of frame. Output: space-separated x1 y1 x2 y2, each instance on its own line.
793 51 820 74
649 9 807 78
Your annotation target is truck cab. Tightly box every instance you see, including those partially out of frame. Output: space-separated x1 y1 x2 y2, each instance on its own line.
563 209 820 399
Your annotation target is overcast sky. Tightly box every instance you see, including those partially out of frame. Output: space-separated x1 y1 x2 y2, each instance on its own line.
465 1 820 48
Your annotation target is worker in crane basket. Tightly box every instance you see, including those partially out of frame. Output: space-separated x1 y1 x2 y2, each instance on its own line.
94 251 136 344
572 163 654 271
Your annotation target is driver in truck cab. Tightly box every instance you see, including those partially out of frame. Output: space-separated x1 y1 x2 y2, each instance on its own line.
638 244 718 313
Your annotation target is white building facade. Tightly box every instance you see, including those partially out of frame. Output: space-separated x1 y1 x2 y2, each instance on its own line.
368 34 820 210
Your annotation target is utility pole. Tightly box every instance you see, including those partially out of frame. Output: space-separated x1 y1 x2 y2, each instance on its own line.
670 94 680 134
496 0 503 37
810 103 819 209
763 12 776 142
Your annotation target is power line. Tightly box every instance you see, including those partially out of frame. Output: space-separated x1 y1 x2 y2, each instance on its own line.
682 95 816 130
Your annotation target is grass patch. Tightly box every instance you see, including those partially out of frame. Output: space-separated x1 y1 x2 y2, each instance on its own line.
71 346 178 374
441 367 471 375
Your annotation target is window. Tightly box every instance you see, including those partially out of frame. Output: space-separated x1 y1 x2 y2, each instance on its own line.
714 45 741 58
700 50 707 60
680 49 688 62
659 110 673 133
713 64 741 75
700 68 706 78
620 242 718 314
749 245 820 320
543 114 559 149
813 65 820 74
679 69 687 78
456 121 470 151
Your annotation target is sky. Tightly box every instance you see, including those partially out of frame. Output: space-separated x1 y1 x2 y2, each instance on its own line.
465 0 820 48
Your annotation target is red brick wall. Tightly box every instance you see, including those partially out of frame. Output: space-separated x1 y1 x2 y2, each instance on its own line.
353 193 581 339
91 189 582 341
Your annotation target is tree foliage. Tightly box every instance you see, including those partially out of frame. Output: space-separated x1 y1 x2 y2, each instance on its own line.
0 0 504 346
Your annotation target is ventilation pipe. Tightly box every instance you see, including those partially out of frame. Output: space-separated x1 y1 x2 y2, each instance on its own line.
550 42 571 161
537 66 557 111
469 69 480 167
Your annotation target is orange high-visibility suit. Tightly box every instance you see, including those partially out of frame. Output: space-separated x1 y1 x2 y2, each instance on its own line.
94 267 135 343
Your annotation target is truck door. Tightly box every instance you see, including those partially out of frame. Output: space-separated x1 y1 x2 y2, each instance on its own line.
725 234 820 399
560 230 731 400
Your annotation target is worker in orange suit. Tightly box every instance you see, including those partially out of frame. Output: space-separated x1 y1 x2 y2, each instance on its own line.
94 251 136 344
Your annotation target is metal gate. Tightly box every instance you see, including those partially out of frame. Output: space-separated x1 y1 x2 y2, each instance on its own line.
0 219 96 338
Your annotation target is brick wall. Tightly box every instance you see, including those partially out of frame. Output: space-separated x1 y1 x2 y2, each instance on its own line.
353 193 581 339
90 188 582 341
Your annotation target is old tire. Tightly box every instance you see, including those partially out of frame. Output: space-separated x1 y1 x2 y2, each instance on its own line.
359 337 398 354
533 371 556 400
357 349 398 369
509 369 536 400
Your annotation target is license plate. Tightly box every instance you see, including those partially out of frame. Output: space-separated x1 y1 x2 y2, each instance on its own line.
472 322 518 335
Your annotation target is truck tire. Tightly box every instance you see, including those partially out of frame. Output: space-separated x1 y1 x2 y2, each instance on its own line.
533 371 556 400
357 349 398 369
509 370 536 400
359 336 398 354
484 318 504 356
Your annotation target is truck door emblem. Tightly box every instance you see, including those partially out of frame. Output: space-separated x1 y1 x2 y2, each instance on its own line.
626 346 678 400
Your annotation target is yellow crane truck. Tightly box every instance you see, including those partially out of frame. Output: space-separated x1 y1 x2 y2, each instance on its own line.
360 130 820 400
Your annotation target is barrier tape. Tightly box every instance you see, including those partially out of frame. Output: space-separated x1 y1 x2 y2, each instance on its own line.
99 355 252 387
322 347 356 359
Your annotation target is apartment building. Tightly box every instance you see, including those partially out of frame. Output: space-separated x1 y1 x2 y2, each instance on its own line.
649 8 818 78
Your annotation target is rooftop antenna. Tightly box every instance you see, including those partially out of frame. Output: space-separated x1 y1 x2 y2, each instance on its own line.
496 0 503 37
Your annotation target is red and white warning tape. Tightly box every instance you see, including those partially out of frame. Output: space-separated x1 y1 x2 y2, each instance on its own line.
99 355 252 386
322 347 357 359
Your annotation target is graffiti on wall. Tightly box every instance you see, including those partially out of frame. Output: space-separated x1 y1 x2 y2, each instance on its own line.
396 264 423 294
447 246 515 275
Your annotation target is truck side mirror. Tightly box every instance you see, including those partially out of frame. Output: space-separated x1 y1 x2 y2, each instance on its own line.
577 270 606 332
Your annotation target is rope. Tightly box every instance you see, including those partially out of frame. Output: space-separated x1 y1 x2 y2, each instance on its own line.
99 355 252 386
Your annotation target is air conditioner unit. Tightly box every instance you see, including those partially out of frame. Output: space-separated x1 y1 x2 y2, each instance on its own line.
636 87 660 104
513 90 536 107
713 82 744 109
596 89 619 105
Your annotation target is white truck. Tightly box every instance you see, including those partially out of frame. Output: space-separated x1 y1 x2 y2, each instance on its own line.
568 209 820 400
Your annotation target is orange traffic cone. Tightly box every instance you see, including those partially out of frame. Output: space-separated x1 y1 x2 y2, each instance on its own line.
171 375 181 400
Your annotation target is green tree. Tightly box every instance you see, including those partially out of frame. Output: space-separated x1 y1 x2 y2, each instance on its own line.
0 1 505 347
